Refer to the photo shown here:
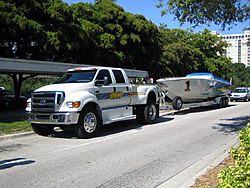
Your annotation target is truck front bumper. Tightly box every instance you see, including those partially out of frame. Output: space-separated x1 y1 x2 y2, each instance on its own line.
26 112 80 125
230 96 247 101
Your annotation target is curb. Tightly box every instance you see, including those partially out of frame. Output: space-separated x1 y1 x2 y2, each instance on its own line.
157 136 239 188
0 131 35 141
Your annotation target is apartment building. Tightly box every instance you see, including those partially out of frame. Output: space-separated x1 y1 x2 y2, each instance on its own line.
211 31 250 66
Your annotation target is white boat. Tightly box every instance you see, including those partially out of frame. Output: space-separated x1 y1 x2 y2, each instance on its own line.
157 73 232 104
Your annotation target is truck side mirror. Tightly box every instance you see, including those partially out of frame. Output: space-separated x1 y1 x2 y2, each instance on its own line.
104 77 110 85
95 77 110 86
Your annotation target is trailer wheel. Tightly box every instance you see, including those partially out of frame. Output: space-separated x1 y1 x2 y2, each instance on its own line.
136 100 158 124
225 98 229 107
172 96 183 110
75 107 100 138
31 123 54 136
218 98 227 108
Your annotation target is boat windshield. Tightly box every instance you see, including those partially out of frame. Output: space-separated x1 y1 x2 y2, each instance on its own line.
55 70 97 84
233 88 247 93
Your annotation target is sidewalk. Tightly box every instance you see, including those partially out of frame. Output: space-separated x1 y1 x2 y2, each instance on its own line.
157 136 239 188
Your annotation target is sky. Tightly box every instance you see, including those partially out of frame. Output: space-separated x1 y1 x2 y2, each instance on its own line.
64 0 248 35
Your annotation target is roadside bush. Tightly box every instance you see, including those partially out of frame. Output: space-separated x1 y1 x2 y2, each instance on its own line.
217 123 250 187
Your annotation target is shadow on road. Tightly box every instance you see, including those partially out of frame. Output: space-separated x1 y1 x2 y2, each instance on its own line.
213 116 250 134
170 104 235 116
46 116 175 139
0 158 35 170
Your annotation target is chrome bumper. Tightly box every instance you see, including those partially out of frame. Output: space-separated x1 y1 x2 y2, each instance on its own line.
26 112 80 125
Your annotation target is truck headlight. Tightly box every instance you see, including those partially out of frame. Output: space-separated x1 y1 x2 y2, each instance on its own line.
67 101 81 108
26 102 31 108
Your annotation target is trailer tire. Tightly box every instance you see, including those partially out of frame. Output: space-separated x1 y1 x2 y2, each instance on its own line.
75 107 100 138
172 96 183 110
225 98 229 107
31 123 54 136
218 98 226 108
136 100 158 124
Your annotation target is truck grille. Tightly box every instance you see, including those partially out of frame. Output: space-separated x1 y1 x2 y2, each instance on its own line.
31 91 65 112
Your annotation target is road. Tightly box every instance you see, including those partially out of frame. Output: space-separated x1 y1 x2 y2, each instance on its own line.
0 102 249 188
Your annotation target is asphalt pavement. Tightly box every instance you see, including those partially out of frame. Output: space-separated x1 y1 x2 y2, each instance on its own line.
0 109 240 188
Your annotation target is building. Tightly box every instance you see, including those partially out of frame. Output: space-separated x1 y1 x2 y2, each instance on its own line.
211 31 250 67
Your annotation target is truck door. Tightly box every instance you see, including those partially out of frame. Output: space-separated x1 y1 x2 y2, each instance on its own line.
112 70 131 107
94 69 116 109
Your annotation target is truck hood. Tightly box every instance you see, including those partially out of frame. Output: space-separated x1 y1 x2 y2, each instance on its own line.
34 83 93 94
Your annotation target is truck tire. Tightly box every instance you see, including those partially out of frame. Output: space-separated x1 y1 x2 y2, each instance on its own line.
136 100 158 124
136 106 144 124
31 123 54 136
172 96 183 110
75 107 100 138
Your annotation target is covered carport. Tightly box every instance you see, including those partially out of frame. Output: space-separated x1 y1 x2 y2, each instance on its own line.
0 57 148 107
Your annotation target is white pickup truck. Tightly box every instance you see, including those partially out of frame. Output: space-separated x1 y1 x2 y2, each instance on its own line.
26 66 159 138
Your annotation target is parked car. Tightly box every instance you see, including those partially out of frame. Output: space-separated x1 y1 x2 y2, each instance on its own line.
0 89 27 109
230 87 250 102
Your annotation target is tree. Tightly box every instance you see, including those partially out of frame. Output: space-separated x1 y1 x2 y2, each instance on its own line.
228 63 250 88
156 0 250 30
0 0 50 59
0 0 234 107
89 0 163 79
159 28 232 78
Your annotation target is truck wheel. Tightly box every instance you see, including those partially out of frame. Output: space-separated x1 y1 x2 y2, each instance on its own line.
31 123 54 136
136 106 144 124
136 100 158 124
75 107 100 138
172 96 183 110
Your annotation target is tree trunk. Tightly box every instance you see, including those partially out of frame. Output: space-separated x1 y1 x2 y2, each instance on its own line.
10 73 22 108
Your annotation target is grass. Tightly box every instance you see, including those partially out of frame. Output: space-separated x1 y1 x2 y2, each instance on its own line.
0 116 32 135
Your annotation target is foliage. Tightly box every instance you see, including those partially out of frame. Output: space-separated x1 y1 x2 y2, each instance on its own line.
228 63 250 89
217 123 250 187
158 28 231 78
0 0 235 95
156 0 250 30
89 0 163 79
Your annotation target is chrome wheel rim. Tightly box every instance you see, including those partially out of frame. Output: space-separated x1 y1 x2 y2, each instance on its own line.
177 99 182 108
83 112 97 133
149 105 157 120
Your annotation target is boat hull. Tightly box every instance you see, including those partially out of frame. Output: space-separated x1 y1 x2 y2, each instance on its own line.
157 75 231 103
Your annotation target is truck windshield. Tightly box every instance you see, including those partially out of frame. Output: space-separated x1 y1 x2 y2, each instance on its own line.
55 70 97 83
